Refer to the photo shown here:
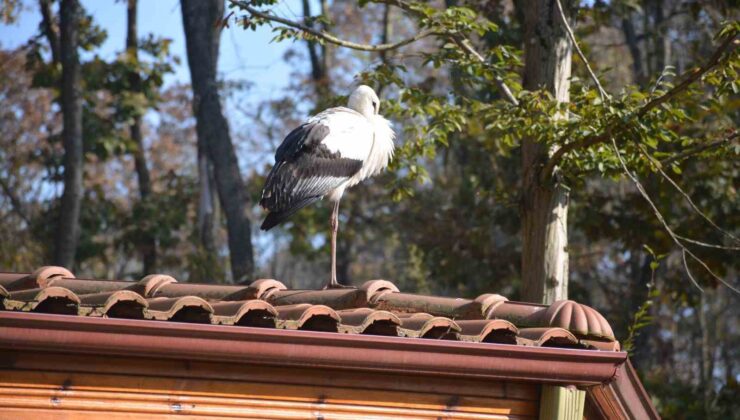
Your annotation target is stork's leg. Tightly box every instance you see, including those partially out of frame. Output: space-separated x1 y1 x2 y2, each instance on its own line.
324 199 351 289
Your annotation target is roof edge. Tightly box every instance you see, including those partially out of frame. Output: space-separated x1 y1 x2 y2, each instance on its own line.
0 311 625 386
587 359 660 419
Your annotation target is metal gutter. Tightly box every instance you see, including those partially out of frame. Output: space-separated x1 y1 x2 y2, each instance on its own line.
0 311 626 385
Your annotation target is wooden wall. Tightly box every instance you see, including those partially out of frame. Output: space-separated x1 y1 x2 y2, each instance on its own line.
0 350 540 419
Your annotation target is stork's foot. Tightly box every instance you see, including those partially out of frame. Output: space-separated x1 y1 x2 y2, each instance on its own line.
322 280 356 290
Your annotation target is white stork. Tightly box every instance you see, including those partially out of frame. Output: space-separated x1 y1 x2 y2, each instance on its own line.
259 85 395 289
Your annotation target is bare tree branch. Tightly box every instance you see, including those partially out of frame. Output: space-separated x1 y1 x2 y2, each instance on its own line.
682 249 704 292
635 141 740 245
660 130 738 166
543 33 737 178
0 177 30 225
230 0 438 52
554 0 609 101
39 0 60 63
610 136 739 294
676 234 740 251
230 0 521 106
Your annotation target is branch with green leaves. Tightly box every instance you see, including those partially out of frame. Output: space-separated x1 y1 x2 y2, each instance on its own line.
229 0 439 52
542 32 738 181
546 7 739 293
228 0 520 105
659 129 738 166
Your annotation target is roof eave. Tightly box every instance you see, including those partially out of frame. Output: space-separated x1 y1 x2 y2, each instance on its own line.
0 311 625 386
587 358 661 420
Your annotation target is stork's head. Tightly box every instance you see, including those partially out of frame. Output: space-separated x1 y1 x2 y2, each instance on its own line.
348 85 380 118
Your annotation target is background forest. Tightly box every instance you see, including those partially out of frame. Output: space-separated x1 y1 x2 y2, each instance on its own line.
0 0 738 418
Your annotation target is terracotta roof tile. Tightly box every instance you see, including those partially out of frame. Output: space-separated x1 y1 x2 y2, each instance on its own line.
210 299 277 326
0 266 620 351
456 319 519 344
518 327 582 347
78 290 148 318
336 308 401 335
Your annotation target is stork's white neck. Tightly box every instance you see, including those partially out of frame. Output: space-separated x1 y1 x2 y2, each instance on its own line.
348 85 379 119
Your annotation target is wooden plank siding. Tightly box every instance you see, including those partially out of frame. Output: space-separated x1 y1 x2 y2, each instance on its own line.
0 350 540 419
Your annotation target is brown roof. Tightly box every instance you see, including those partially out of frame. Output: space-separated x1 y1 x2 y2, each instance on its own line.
0 266 660 419
0 266 619 351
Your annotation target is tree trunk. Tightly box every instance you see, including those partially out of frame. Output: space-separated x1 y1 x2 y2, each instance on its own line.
39 0 60 63
197 152 217 255
630 252 656 370
181 0 254 282
699 288 717 416
621 15 646 86
651 0 671 75
302 0 330 103
518 0 574 304
53 0 83 269
377 3 392 95
126 0 157 274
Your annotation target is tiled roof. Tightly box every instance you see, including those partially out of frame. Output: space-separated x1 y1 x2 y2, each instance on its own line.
0 266 619 351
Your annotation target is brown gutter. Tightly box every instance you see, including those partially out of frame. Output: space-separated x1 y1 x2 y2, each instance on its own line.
588 359 661 419
0 311 625 385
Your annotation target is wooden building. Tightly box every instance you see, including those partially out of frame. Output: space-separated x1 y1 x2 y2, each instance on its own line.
0 267 658 419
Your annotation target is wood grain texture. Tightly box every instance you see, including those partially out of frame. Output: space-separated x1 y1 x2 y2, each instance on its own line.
0 350 540 402
0 372 537 419
0 346 541 420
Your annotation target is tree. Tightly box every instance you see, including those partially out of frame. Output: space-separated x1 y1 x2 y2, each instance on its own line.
53 0 84 268
181 0 254 282
517 0 573 303
125 0 156 273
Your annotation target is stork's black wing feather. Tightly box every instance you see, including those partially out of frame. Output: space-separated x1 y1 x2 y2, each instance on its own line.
259 121 363 230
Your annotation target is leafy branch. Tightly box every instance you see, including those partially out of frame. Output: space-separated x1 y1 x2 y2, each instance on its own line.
659 129 738 166
229 0 439 52
542 32 738 181
229 0 520 106
548 7 739 293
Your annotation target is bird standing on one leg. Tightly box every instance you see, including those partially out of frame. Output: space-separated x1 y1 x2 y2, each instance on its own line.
259 85 395 289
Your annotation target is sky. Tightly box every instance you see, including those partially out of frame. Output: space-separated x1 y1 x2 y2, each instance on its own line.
0 0 305 94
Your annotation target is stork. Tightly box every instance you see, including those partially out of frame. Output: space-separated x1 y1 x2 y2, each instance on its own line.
259 85 395 289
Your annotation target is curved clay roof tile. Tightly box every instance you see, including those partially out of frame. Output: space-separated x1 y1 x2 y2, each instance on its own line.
79 290 148 317
542 300 614 340
211 299 278 327
5 286 80 313
337 308 401 335
275 304 340 330
247 279 288 300
456 319 519 343
399 315 460 339
145 296 213 322
135 274 178 298
518 327 580 347
359 279 400 304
